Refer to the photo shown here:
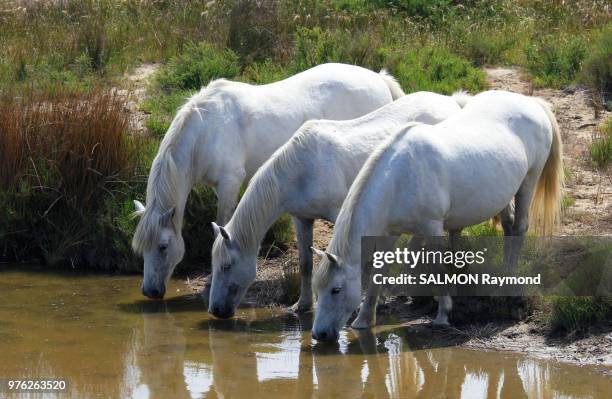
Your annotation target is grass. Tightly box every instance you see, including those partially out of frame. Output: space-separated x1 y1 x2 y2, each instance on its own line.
548 297 612 334
590 118 612 168
0 86 145 269
1 0 610 275
524 34 588 88
581 22 612 110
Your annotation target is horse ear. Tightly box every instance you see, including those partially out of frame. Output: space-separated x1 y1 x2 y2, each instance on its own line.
311 246 325 259
311 247 338 264
160 207 175 227
212 222 231 241
325 252 339 264
132 200 146 219
212 222 221 238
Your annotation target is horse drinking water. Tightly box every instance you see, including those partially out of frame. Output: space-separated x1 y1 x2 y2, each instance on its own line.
132 63 404 299
208 90 473 318
311 90 563 341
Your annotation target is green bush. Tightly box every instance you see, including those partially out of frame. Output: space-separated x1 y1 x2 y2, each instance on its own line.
581 23 612 109
549 296 612 334
292 27 384 73
386 46 489 94
524 35 587 88
155 42 241 91
459 26 519 67
0 87 145 270
240 60 292 84
141 90 192 137
590 118 612 168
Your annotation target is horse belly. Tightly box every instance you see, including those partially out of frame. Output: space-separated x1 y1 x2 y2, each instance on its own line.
445 161 525 230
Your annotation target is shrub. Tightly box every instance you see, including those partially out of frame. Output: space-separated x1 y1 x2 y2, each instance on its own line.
240 60 292 84
549 297 612 334
590 118 612 168
581 23 612 109
524 35 587 88
227 0 281 63
141 90 192 137
0 87 144 269
155 42 241 91
291 27 384 73
458 26 518 67
386 45 489 94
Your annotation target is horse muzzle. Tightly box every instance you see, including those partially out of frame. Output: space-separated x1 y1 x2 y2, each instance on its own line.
209 303 235 319
142 285 166 299
312 328 339 342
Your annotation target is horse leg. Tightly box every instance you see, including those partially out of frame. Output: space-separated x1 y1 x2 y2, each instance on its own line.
500 201 515 266
215 172 245 225
352 234 423 329
507 181 537 269
421 221 452 326
289 217 314 313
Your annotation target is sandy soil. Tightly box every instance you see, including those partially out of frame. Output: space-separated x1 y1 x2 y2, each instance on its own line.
120 62 159 134
485 67 611 236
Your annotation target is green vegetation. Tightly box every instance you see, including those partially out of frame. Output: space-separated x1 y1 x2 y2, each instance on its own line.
548 297 612 334
1 0 610 277
525 35 587 88
0 87 145 270
581 23 612 110
155 42 241 91
590 118 612 168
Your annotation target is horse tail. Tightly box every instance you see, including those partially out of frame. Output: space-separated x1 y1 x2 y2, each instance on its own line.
530 98 564 236
451 90 472 108
379 69 405 100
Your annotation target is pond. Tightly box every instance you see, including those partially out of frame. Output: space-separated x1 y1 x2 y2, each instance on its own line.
0 267 609 398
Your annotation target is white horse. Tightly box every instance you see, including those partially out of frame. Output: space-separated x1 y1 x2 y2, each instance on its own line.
207 90 472 318
311 90 563 341
131 63 404 299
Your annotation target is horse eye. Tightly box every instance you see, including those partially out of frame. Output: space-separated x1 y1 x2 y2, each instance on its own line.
331 287 341 295
222 263 231 271
158 243 168 252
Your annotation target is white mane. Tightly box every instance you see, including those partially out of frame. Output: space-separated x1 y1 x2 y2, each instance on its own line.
132 80 229 253
313 123 421 289
223 123 322 253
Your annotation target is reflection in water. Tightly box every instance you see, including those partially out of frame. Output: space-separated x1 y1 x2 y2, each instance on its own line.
0 268 609 398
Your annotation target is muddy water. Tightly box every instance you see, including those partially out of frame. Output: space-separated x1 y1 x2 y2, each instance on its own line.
0 268 610 398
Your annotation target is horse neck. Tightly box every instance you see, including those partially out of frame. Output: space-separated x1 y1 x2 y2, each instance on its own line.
149 114 202 231
332 171 392 268
227 167 286 255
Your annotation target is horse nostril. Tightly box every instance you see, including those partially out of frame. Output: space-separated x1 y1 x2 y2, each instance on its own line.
151 288 160 298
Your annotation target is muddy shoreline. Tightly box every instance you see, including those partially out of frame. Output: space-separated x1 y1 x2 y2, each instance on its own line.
187 269 612 369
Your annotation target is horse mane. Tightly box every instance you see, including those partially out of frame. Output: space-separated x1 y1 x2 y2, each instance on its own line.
132 80 231 254
225 122 322 252
313 122 422 290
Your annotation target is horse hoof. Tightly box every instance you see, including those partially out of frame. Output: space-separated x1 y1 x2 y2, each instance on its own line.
432 318 450 327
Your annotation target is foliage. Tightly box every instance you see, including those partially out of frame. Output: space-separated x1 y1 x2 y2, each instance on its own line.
385 46 488 94
0 87 145 270
581 23 612 110
549 296 612 334
590 118 612 168
155 42 241 91
524 35 588 88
